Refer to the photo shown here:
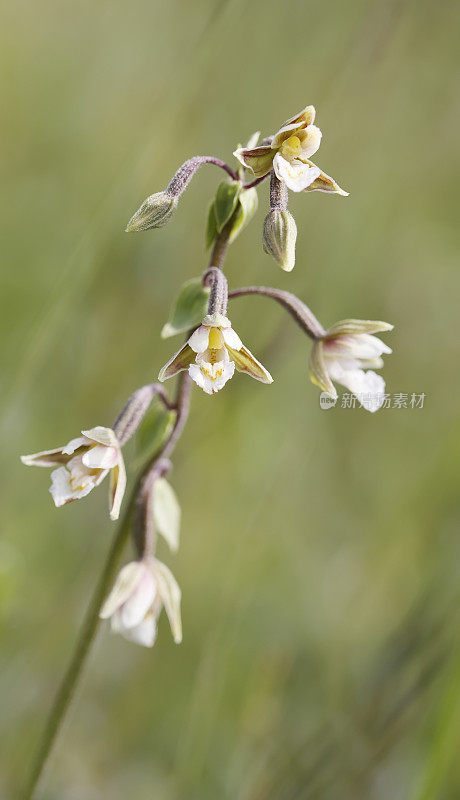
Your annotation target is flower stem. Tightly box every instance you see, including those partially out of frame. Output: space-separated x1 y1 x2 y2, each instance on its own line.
229 285 326 339
20 374 191 800
243 172 270 191
166 156 239 197
208 216 234 270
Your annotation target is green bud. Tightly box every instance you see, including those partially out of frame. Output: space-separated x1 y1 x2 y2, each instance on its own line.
125 191 178 232
262 209 297 272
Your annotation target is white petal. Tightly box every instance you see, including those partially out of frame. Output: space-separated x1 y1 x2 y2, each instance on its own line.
100 562 148 619
189 361 235 394
328 361 386 413
152 559 182 644
109 451 126 521
82 444 118 469
299 124 322 158
81 426 118 448
188 363 212 394
325 333 391 362
119 569 157 628
111 609 158 647
188 326 210 354
222 326 243 350
49 467 73 507
273 153 321 192
49 466 95 506
61 437 90 456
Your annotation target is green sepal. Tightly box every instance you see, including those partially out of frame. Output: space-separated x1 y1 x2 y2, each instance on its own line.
213 180 241 232
161 278 210 339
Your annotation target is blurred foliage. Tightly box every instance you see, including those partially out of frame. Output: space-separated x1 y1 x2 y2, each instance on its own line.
1 0 459 797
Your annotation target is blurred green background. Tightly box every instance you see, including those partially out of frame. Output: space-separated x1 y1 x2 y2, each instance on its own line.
1 0 459 797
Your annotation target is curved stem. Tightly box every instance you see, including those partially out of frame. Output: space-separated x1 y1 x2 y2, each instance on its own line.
167 156 238 197
20 373 191 800
242 172 270 190
229 286 326 340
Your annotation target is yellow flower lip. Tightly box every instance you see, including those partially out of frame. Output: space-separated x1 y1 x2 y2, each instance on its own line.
280 135 302 158
208 327 223 349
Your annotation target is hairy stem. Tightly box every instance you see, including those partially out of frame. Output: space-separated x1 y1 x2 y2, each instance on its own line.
20 373 191 800
229 286 326 339
203 267 228 316
269 171 288 210
208 216 234 270
167 156 238 197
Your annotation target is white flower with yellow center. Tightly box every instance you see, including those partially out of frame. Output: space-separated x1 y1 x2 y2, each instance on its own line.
158 312 273 394
234 105 348 195
21 426 126 520
100 559 182 648
309 320 393 412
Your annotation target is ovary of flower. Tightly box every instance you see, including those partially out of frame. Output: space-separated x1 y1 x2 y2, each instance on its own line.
309 320 393 412
20 426 126 520
233 105 348 195
158 312 273 394
100 559 182 648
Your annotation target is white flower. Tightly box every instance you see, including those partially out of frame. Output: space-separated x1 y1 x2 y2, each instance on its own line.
158 312 273 394
309 319 393 412
21 426 126 520
234 105 348 195
100 559 182 648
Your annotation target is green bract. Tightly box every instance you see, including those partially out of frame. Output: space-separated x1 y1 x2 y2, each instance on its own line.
161 278 211 339
135 403 177 466
206 183 258 249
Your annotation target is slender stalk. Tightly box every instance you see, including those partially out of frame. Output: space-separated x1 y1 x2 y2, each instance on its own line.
229 286 326 339
167 156 239 197
203 267 228 316
269 171 288 210
242 172 270 190
208 216 234 270
20 373 191 800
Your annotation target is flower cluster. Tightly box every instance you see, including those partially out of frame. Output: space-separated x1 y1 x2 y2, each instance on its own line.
234 105 347 195
22 102 394 653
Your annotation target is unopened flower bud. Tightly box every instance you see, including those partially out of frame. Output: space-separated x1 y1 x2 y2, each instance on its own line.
125 191 178 232
262 208 297 272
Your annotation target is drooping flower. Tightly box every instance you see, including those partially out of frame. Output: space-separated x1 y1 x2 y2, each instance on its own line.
233 105 348 195
158 312 273 394
21 426 126 520
100 559 182 647
309 320 393 412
